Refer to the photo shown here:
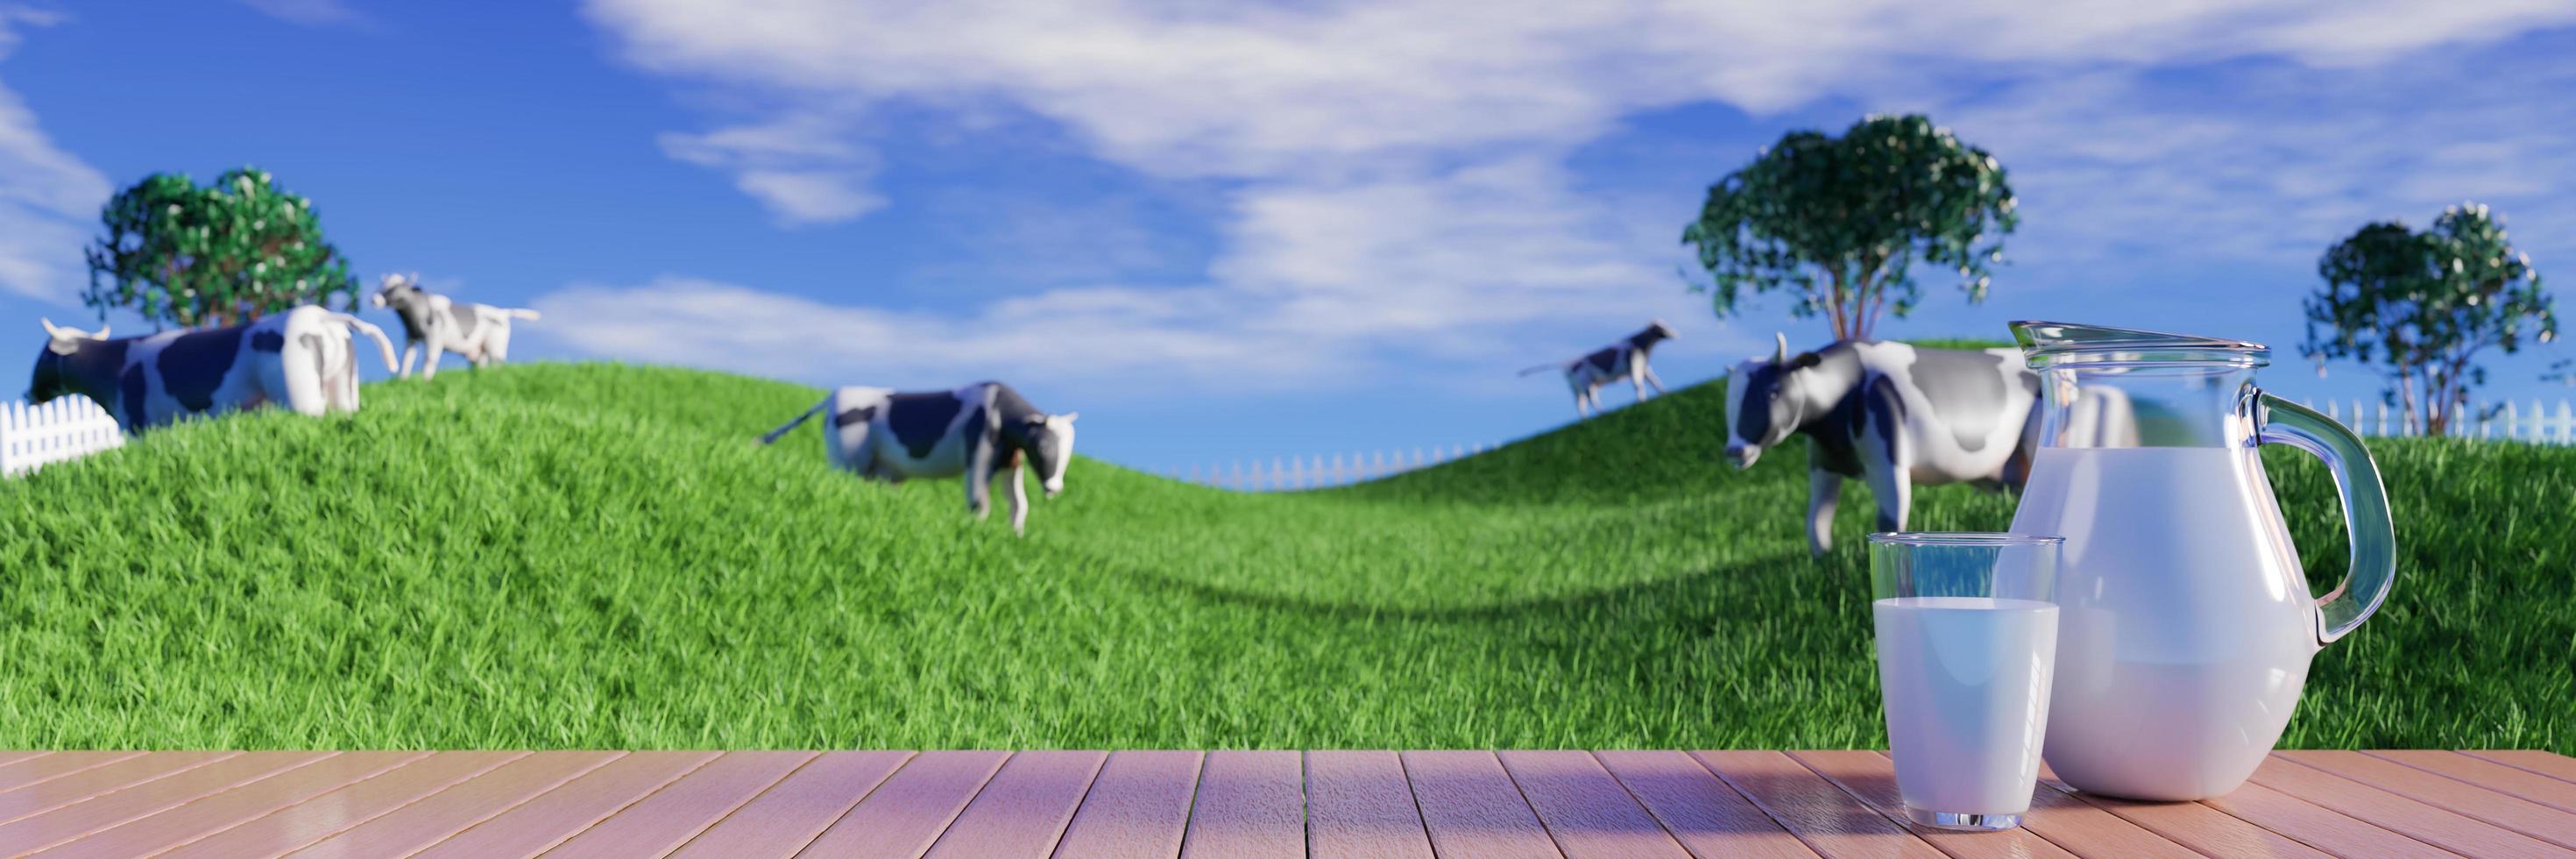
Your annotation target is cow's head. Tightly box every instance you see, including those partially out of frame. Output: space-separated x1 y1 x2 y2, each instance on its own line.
1643 319 1678 344
27 318 108 403
371 273 424 310
1022 412 1079 497
1723 332 1815 469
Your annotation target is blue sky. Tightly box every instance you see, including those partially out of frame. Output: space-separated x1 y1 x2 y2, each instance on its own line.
3 1 2572 472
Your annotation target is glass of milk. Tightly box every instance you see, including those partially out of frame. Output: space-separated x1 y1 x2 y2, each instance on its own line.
1866 532 2063 832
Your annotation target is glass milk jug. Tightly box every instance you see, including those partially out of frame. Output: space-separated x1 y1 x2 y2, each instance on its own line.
2006 321 2396 801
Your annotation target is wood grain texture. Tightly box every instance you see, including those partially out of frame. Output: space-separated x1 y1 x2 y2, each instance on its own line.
2035 764 2327 859
1180 749 1306 859
667 749 909 858
0 750 326 854
1785 749 2075 859
284 750 619 857
1403 749 1562 859
2244 752 2566 856
415 750 719 859
2196 778 2450 859
1692 750 1943 859
27 751 425 859
1500 749 1690 859
1051 750 1204 859
922 749 1108 859
2280 749 2576 848
162 750 525 858
541 749 815 859
797 749 1010 857
2466 749 2576 784
1594 750 1816 859
2366 749 2576 813
0 751 233 827
1305 750 1433 859
0 752 143 793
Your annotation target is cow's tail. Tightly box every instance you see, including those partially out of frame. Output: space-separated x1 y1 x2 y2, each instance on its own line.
504 308 541 322
330 313 400 373
1516 361 1562 377
760 396 832 445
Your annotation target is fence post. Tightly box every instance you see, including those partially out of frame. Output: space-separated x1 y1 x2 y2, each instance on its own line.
2377 401 2390 437
2562 401 2574 444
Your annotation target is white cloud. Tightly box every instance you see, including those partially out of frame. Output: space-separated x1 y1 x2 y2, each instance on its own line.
238 0 362 25
576 0 2576 391
0 9 112 302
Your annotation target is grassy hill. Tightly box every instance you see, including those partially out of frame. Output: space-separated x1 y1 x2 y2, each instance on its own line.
0 362 2565 751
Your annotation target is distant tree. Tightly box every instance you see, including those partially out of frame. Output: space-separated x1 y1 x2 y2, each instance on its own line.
82 167 359 329
2304 202 2555 435
1681 114 2018 342
2546 359 2573 387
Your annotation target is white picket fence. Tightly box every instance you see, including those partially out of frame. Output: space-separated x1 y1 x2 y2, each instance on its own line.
0 396 124 478
1160 443 1495 491
2310 398 2576 443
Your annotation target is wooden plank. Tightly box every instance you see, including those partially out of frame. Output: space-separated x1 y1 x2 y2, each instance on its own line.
29 751 424 859
669 750 910 858
923 750 1109 859
1692 750 1942 859
0 752 143 793
1593 750 1815 859
797 749 1009 857
1179 749 1305 859
2367 749 2576 813
2197 777 2449 858
0 751 46 769
541 750 815 858
1306 750 1433 859
2033 765 2326 859
1786 750 2075 859
0 750 233 827
1844 753 2198 859
1402 749 1561 859
2246 751 2566 856
415 750 720 859
1500 750 1690 859
2466 749 2576 784
2283 749 2576 848
163 751 526 858
0 750 327 853
284 750 619 857
1051 750 1203 859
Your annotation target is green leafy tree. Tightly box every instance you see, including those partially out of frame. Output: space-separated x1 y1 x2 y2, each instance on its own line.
2304 202 2555 435
82 167 359 329
1681 113 2017 342
2544 359 2572 387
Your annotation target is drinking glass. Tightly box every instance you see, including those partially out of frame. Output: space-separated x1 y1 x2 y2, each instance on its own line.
1867 532 2063 831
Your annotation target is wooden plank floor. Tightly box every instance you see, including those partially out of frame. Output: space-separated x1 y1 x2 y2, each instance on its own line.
0 750 2566 857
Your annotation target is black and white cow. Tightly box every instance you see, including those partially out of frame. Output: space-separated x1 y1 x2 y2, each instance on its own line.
27 306 399 433
1723 334 2042 556
1520 320 1677 416
759 380 1079 535
370 273 541 380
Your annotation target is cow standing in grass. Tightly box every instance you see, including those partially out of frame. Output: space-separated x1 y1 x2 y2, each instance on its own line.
26 307 399 433
760 380 1079 535
370 273 541 380
1723 334 2042 556
1521 321 1677 417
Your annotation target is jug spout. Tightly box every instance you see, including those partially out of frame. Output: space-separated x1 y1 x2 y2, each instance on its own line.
2011 321 2269 370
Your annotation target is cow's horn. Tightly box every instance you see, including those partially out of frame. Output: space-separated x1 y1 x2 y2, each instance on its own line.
39 317 61 338
93 324 107 339
1773 332 1789 364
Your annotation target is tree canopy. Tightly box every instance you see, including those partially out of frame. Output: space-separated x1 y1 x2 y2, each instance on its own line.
2304 202 2555 434
1681 114 2017 342
82 167 359 329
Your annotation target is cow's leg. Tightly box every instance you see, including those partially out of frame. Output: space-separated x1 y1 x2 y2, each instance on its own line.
1631 363 1650 401
485 326 511 366
419 333 442 380
398 341 420 379
1807 465 1844 557
1861 433 1912 535
1645 366 1669 395
1005 465 1030 536
965 437 997 520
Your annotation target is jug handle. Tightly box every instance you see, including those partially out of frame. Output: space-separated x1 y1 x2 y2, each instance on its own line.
2255 392 2397 644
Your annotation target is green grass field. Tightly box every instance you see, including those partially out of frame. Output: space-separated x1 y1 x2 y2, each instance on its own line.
0 362 2566 751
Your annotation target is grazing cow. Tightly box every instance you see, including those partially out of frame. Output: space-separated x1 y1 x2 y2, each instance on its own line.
759 380 1079 535
1722 334 2044 556
27 306 399 433
369 273 541 380
1519 320 1678 416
